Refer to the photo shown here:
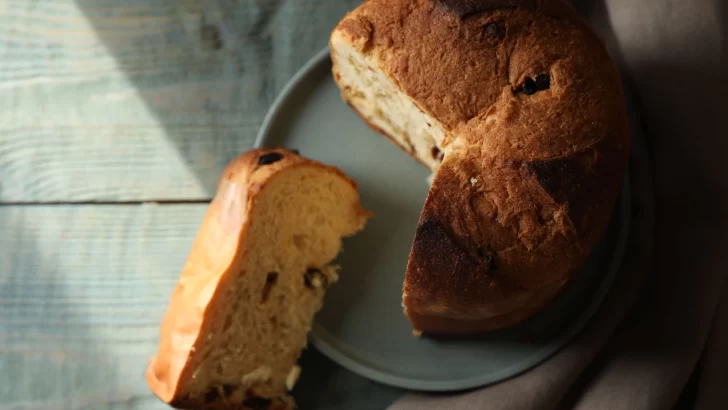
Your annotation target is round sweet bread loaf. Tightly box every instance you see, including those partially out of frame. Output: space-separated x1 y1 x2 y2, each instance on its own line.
330 0 630 334
145 148 371 409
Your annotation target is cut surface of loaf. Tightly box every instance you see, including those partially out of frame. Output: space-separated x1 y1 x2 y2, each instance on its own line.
331 0 630 335
145 148 371 409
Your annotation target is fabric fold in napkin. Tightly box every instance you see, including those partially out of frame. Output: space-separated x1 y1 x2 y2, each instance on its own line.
389 0 728 408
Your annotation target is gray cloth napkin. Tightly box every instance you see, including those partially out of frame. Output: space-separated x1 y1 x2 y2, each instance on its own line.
389 0 728 409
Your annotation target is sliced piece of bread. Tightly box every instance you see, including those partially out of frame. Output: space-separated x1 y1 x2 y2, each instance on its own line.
145 148 371 409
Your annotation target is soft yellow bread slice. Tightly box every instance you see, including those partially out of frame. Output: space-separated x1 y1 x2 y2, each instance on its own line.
145 148 371 409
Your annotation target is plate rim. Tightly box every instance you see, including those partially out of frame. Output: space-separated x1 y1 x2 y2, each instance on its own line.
254 47 632 392
254 47 333 150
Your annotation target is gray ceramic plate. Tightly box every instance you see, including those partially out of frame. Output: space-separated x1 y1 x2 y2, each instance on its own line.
254 48 631 392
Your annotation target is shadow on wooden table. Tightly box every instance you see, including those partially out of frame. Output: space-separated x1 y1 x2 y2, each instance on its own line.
73 0 362 199
294 348 402 410
0 209 135 408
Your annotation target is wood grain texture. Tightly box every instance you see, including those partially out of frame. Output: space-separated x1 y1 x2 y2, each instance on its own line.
0 0 361 202
0 204 206 409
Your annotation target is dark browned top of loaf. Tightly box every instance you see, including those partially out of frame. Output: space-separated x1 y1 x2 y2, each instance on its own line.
337 0 626 158
334 0 630 329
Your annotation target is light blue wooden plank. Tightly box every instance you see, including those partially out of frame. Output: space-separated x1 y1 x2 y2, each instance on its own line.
0 0 362 202
0 204 205 409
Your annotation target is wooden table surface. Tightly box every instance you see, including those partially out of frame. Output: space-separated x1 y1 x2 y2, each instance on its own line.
0 1 402 408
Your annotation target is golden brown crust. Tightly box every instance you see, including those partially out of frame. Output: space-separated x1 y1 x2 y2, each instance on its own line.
145 147 364 407
333 0 630 333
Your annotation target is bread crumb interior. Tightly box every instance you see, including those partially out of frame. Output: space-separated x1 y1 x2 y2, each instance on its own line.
332 40 446 174
182 166 366 405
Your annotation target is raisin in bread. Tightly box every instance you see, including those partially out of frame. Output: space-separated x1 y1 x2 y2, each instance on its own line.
145 148 371 409
330 0 630 335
